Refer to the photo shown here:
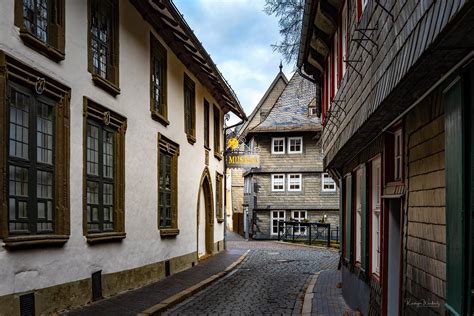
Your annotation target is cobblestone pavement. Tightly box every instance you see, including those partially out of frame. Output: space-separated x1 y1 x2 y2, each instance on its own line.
312 270 352 315
164 234 339 315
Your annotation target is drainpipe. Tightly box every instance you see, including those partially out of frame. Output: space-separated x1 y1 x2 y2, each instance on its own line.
223 117 246 250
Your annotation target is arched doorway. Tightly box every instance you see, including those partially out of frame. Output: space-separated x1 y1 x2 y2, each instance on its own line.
197 168 214 259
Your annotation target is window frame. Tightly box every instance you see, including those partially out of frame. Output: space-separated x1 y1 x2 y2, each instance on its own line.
83 97 127 243
87 0 120 96
271 210 286 235
213 105 222 160
292 210 307 235
204 98 210 150
271 174 285 192
216 172 224 222
371 157 382 276
0 51 71 248
287 137 303 154
355 167 363 264
14 0 66 62
288 173 302 192
271 137 285 154
157 133 180 236
322 173 337 192
394 128 403 181
150 33 168 126
183 73 196 144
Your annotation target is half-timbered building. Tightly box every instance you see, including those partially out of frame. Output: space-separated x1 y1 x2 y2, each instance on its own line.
298 0 474 315
0 0 245 314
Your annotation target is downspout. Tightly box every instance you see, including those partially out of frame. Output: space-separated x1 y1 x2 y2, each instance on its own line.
223 118 247 250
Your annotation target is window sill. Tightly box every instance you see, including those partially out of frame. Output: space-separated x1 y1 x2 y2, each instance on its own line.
217 218 224 223
160 228 180 237
3 234 69 249
86 232 126 244
91 74 121 96
186 134 196 145
151 111 170 126
204 145 211 151
214 152 222 161
19 30 65 62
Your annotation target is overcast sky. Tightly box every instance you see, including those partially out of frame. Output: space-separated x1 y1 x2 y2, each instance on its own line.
173 0 295 123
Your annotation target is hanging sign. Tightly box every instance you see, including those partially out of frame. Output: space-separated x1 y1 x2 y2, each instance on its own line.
226 153 260 169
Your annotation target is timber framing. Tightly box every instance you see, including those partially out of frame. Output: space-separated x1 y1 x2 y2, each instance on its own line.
130 0 246 120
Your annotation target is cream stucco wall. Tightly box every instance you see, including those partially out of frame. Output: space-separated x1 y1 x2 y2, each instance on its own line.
0 0 225 297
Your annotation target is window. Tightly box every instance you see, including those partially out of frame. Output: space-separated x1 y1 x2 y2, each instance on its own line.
308 106 317 116
88 0 120 95
83 98 126 242
288 137 303 154
271 210 285 235
292 210 307 235
322 173 337 192
0 53 70 247
183 73 196 144
271 137 285 154
150 34 168 125
204 99 210 149
288 174 302 191
244 176 252 194
394 129 402 180
213 105 222 159
341 2 348 78
371 157 381 275
157 133 179 236
14 0 65 61
355 168 362 263
271 174 285 192
216 172 224 222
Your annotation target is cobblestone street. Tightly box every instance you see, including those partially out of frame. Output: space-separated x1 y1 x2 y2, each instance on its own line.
163 233 340 315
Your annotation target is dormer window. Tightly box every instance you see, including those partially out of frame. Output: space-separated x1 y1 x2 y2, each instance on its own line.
272 137 285 154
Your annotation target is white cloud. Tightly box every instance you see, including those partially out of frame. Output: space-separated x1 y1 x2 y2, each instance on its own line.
174 0 295 119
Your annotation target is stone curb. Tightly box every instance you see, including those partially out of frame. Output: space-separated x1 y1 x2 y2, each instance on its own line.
137 249 250 316
302 272 320 316
274 240 340 253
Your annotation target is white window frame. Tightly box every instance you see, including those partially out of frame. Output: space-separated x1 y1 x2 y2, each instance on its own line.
271 174 285 192
309 107 317 116
292 210 307 235
288 174 302 191
322 173 337 192
394 129 402 181
371 157 381 275
288 137 303 154
271 210 286 235
355 167 362 264
271 137 285 154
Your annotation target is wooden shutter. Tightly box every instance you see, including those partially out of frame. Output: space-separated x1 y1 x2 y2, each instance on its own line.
444 77 465 315
345 175 353 260
48 0 65 53
14 0 23 27
361 164 369 271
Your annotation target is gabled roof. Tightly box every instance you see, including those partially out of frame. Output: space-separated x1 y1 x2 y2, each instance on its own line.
239 70 288 137
130 0 246 119
250 72 321 133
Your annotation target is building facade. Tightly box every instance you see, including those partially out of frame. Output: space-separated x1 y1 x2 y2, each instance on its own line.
241 71 339 240
0 0 245 314
299 0 474 315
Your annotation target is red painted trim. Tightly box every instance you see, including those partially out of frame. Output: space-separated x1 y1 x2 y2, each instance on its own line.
381 198 389 316
357 0 362 21
322 68 327 123
398 199 405 312
330 41 335 100
338 20 343 85
368 161 373 275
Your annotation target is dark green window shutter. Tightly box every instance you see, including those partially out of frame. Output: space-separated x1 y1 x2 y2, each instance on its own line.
361 164 369 271
444 78 465 316
345 175 353 260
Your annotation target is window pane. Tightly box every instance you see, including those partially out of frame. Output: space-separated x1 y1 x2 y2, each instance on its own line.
23 0 48 43
9 89 30 160
91 0 113 78
36 101 54 164
87 124 99 176
159 150 172 228
103 130 114 179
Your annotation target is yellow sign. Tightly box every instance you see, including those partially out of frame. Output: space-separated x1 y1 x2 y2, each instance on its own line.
226 154 260 169
227 137 239 150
